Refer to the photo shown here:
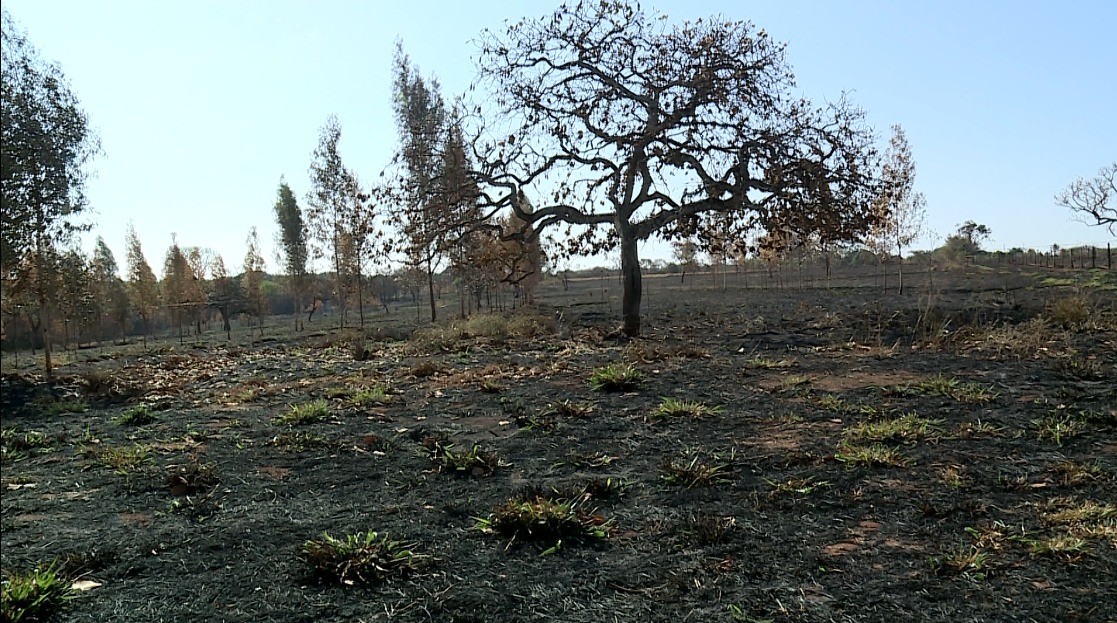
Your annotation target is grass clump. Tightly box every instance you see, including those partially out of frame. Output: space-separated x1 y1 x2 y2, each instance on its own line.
684 513 736 546
661 451 733 487
351 386 390 407
650 397 723 420
115 404 156 426
475 494 611 546
40 400 89 417
1032 414 1084 447
422 436 500 477
98 444 152 473
301 531 419 586
744 356 797 370
275 399 330 425
835 442 908 468
929 546 989 576
1 429 53 462
166 456 220 496
891 374 997 403
589 363 642 392
844 413 942 443
1043 295 1092 329
1047 460 1106 487
542 400 595 418
1 564 73 623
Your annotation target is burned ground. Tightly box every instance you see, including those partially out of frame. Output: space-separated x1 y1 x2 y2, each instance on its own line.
2 267 1115 623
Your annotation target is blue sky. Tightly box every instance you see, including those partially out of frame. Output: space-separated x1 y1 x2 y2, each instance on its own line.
5 0 1115 274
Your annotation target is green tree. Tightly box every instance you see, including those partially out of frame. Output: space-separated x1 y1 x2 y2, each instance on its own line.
390 43 450 322
162 236 191 344
1 11 100 375
470 1 880 335
273 178 309 330
208 253 240 339
125 225 160 348
55 247 96 350
306 115 358 328
90 237 130 344
242 227 266 335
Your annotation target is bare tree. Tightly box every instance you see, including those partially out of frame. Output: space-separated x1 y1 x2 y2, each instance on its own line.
468 0 881 336
867 125 926 294
1056 162 1115 234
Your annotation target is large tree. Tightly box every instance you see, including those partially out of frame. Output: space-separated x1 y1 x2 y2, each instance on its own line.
2 10 99 374
162 236 191 344
125 225 160 349
1056 163 1115 234
273 178 309 330
867 125 926 294
90 236 129 343
469 0 881 335
242 227 267 335
390 44 451 323
306 115 359 328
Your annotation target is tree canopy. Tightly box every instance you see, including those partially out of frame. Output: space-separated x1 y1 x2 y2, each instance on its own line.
467 0 881 335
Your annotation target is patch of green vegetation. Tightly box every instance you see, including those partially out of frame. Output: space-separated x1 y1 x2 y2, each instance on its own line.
844 413 942 443
475 494 611 546
301 531 419 586
661 451 733 487
1 564 73 623
1025 534 1088 557
351 386 390 407
929 546 989 576
589 363 643 392
1 428 54 462
514 414 559 433
834 442 908 468
40 400 89 417
650 397 723 420
744 356 797 370
889 374 997 403
814 394 881 416
275 399 330 425
422 437 500 476
765 476 831 496
98 444 152 473
115 404 156 426
1032 414 1084 447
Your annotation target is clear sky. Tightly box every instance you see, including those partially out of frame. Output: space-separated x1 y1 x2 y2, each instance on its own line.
5 0 1115 275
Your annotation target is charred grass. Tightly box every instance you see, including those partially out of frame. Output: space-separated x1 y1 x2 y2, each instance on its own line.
1 275 1114 623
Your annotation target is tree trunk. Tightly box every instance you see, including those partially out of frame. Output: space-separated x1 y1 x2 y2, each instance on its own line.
619 228 642 337
426 259 437 323
356 269 365 329
39 294 53 378
897 243 905 295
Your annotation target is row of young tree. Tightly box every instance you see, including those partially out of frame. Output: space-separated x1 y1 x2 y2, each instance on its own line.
4 2 1113 377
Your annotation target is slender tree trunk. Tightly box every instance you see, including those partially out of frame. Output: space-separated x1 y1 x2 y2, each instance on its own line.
618 227 642 337
426 259 437 323
897 243 905 295
39 294 53 378
357 268 365 329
